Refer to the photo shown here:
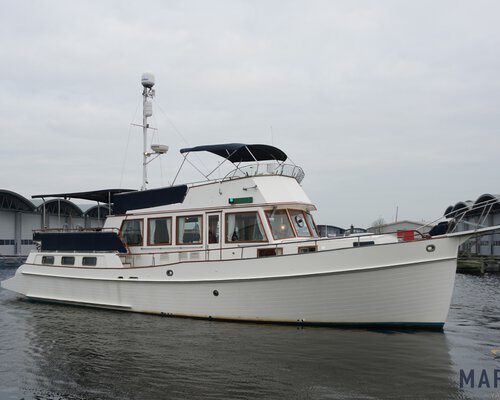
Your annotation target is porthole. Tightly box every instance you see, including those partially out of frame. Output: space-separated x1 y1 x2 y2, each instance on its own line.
166 270 173 276
213 290 219 296
426 244 436 252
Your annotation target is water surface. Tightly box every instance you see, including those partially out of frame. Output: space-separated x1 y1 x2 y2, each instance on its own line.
1 267 499 399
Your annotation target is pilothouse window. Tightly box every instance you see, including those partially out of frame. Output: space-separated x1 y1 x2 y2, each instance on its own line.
226 212 267 242
265 210 295 240
289 210 311 237
305 212 319 238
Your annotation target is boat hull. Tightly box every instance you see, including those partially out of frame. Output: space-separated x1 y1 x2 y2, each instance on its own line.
1 237 459 328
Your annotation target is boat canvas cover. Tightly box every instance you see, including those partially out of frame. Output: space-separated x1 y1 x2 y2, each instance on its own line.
180 143 287 162
32 189 135 204
33 231 128 253
113 185 188 214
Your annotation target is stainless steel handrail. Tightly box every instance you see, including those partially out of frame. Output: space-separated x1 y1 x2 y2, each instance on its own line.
223 163 305 184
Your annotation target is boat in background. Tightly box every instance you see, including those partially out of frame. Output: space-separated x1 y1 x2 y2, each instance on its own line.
2 73 496 329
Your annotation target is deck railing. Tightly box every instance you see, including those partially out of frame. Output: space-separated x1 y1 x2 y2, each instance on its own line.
223 163 305 183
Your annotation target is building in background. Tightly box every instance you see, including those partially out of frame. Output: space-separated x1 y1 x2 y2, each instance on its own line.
317 225 366 237
444 193 500 259
367 220 433 236
0 189 107 259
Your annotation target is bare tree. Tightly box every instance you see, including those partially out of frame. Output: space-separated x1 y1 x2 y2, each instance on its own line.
370 218 386 234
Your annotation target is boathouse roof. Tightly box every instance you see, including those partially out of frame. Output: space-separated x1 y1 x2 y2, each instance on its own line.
444 194 500 218
35 199 84 217
0 189 35 212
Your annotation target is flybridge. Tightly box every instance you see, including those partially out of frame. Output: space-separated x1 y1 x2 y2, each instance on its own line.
175 143 305 184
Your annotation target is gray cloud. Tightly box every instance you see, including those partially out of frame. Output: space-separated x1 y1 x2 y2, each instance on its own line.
1 0 500 227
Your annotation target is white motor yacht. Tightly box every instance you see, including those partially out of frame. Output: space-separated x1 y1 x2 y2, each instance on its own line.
2 74 494 329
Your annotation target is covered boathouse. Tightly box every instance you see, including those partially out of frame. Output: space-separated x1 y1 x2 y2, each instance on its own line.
445 194 500 271
0 189 113 259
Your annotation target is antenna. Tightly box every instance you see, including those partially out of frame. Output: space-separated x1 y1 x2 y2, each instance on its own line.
139 72 169 191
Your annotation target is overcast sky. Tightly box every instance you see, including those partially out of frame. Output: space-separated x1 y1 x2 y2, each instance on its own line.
1 0 500 227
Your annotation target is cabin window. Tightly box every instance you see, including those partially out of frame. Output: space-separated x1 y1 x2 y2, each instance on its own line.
265 210 295 240
148 217 172 245
177 215 202 245
121 219 144 246
226 212 267 242
41 256 54 265
61 256 75 266
289 210 312 237
208 214 220 244
82 257 97 266
305 212 319 238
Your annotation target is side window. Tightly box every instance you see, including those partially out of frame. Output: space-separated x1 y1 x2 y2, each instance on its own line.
121 219 144 246
82 257 97 266
226 212 267 243
305 212 319 238
61 256 75 266
265 210 295 240
289 210 311 237
177 215 202 245
148 217 172 245
42 256 54 265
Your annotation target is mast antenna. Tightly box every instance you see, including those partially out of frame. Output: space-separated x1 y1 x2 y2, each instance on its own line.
140 72 168 191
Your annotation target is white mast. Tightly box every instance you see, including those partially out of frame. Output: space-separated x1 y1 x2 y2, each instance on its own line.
138 72 168 191
141 72 155 191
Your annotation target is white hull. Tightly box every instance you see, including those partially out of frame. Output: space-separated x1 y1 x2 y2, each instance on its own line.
2 236 460 328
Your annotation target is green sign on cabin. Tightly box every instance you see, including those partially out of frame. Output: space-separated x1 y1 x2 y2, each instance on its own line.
228 197 253 205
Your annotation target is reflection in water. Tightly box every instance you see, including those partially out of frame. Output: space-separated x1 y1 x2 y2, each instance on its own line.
3 267 498 400
23 308 459 399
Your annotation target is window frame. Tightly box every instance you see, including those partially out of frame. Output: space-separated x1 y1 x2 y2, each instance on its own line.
224 211 268 244
176 214 203 245
120 218 144 247
147 216 173 246
265 209 296 240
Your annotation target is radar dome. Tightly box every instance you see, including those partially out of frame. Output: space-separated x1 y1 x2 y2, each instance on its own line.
141 72 155 88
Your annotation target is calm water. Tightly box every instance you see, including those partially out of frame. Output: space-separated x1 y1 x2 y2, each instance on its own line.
1 266 499 400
